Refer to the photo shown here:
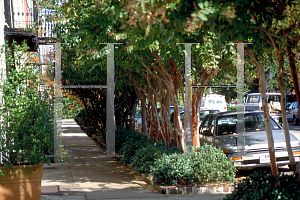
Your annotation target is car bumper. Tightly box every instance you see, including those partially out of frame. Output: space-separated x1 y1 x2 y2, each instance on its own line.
227 149 300 169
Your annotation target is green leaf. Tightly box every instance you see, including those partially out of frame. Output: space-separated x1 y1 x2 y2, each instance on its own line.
169 3 176 10
198 13 208 21
204 1 209 7
198 2 204 9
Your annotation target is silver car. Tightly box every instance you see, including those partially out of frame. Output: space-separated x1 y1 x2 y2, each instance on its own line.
199 111 300 169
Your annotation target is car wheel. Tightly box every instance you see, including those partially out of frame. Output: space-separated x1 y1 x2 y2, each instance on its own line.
294 117 299 125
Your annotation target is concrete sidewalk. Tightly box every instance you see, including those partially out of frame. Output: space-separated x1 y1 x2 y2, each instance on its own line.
41 119 228 200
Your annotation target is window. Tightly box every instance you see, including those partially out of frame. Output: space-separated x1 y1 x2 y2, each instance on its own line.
268 95 281 103
247 95 260 103
217 116 237 135
202 115 213 128
216 113 280 135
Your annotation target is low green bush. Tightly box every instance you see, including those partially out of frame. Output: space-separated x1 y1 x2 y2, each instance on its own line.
150 144 236 186
115 127 147 154
130 141 181 174
223 170 300 200
119 132 150 164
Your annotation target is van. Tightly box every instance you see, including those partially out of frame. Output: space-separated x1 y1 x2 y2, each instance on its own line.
200 94 227 112
245 93 281 111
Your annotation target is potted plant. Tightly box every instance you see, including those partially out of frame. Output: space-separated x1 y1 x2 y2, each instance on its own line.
0 41 54 200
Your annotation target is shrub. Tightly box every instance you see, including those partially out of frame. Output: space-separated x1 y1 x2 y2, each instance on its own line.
115 127 147 154
150 144 236 186
130 141 181 174
61 93 84 119
0 41 54 167
119 131 150 164
223 170 300 200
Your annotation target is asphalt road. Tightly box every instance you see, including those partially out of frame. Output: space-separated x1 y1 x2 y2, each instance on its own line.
289 122 300 141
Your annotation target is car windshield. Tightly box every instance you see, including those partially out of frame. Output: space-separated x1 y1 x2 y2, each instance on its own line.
216 113 281 135
247 95 260 103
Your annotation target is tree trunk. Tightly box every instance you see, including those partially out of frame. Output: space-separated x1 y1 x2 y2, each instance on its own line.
286 43 300 125
141 85 148 135
246 48 278 176
130 77 153 138
277 50 299 176
192 70 211 147
129 99 137 130
171 57 179 147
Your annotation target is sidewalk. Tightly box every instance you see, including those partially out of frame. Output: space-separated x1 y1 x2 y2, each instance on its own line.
41 119 228 200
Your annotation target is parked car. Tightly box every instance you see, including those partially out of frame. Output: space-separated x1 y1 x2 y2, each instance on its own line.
286 94 297 108
245 93 281 111
198 111 300 169
287 101 299 125
201 94 227 112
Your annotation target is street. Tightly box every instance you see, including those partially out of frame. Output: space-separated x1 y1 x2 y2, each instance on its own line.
289 122 300 141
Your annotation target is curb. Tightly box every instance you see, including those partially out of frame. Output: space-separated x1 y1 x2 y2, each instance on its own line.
140 173 235 195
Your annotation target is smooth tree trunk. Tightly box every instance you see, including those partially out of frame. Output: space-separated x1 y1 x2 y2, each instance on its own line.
246 48 278 176
192 70 212 147
277 50 299 176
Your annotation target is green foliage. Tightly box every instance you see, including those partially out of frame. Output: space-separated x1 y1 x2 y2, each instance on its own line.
119 132 150 164
227 105 243 111
115 127 147 154
150 144 236 186
61 93 84 119
130 141 181 174
0 41 54 166
223 170 300 200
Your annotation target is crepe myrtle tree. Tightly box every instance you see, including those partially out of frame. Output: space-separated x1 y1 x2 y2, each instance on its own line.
46 0 224 151
208 0 300 177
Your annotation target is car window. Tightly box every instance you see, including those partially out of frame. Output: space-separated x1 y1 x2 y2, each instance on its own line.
200 111 209 121
290 102 295 110
202 115 212 128
217 116 237 135
268 95 281 103
247 95 260 103
254 114 280 131
217 113 280 135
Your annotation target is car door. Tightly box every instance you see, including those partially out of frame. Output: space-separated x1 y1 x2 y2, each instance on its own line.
199 115 215 145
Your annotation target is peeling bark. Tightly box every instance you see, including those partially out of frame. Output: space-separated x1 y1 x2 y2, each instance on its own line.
277 50 299 176
245 48 278 176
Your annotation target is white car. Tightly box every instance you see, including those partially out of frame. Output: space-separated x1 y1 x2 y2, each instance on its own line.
201 94 227 112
